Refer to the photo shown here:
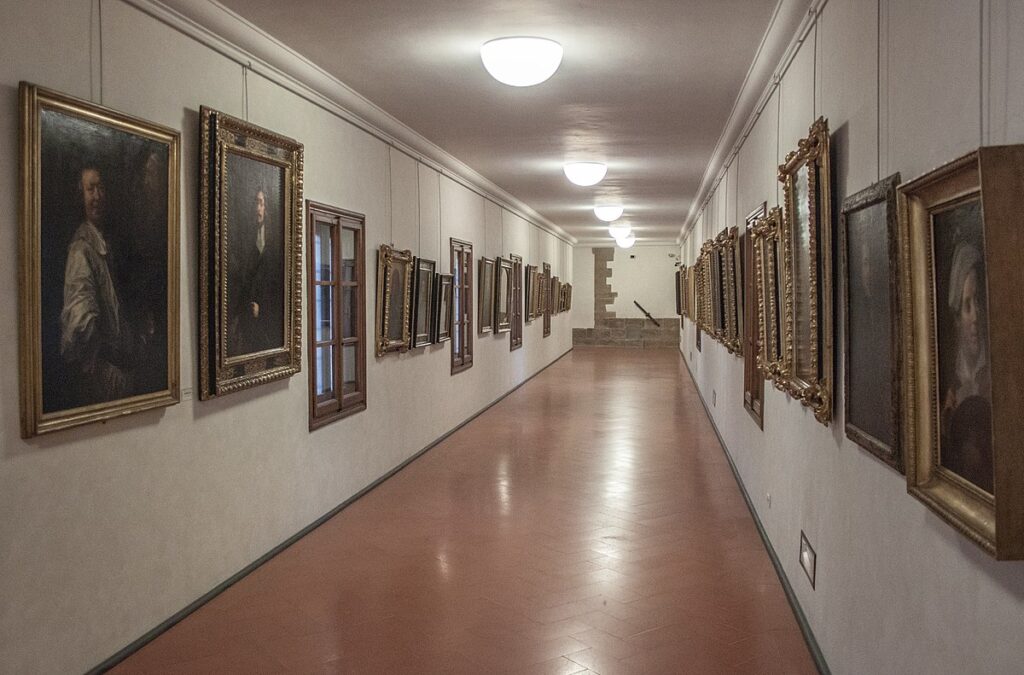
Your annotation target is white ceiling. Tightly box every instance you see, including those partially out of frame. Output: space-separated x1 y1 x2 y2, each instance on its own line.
218 0 780 245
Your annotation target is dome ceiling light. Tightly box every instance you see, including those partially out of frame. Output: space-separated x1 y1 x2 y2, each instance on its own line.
608 223 632 239
563 162 607 186
594 205 624 222
480 37 563 87
615 233 636 249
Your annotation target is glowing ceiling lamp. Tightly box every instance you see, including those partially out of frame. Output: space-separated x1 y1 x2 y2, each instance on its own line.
608 223 632 239
480 37 563 87
615 233 636 249
594 205 624 222
563 162 607 186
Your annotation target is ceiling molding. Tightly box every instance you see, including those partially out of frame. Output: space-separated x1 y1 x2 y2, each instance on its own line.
126 0 577 246
676 0 818 245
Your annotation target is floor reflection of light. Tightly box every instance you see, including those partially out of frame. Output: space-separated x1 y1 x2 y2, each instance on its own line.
497 455 511 517
436 543 451 582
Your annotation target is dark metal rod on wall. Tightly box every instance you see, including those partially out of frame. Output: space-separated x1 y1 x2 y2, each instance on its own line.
633 301 660 327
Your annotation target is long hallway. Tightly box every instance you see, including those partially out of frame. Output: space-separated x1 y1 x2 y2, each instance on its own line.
114 348 816 674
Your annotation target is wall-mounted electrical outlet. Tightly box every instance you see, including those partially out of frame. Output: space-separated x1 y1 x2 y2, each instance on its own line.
766 493 772 508
799 531 817 589
712 390 717 406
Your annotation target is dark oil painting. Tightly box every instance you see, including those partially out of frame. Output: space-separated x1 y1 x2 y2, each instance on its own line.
39 108 169 414
932 198 993 493
845 200 894 449
225 152 285 357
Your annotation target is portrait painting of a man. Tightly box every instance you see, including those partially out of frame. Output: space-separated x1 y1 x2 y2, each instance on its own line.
933 199 993 494
225 154 285 357
19 83 179 437
199 107 302 399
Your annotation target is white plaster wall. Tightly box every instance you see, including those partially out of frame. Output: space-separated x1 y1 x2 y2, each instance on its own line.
0 2 573 672
571 247 595 329
608 245 680 319
680 1 1024 674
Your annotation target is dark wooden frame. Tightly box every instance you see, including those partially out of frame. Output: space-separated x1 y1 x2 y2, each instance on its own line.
495 257 513 333
434 272 453 343
524 264 536 322
478 256 495 334
542 263 552 337
450 238 473 373
510 254 523 350
743 203 767 429
306 201 366 430
410 257 437 349
839 174 903 471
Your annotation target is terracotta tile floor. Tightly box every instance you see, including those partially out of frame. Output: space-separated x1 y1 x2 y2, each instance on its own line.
112 347 817 674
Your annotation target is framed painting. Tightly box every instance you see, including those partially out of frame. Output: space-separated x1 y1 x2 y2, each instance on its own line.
199 106 303 399
753 207 784 381
542 263 551 337
899 145 1024 559
840 174 903 472
675 268 682 316
19 83 180 437
722 227 743 355
410 257 436 349
778 116 833 425
374 244 413 356
434 272 453 343
495 257 513 333
524 264 536 322
478 257 495 334
565 283 573 311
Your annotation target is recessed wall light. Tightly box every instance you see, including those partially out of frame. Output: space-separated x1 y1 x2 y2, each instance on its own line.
563 162 607 186
480 37 563 87
594 205 624 222
608 223 631 239
615 233 636 249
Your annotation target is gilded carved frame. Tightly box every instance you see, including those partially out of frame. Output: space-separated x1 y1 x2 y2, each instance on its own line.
777 116 833 425
899 146 1024 559
753 207 784 382
712 227 742 355
19 83 181 436
374 244 413 356
199 107 303 400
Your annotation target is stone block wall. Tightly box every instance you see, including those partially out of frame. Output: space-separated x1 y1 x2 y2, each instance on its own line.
573 247 680 348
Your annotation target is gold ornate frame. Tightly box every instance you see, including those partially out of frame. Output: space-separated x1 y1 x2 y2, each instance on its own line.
712 228 742 355
19 83 181 436
199 107 303 399
753 207 784 382
434 272 453 343
899 146 1024 559
374 244 413 356
524 265 536 321
777 116 833 425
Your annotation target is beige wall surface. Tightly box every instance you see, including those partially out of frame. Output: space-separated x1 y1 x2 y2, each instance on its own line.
0 1 573 672
607 245 680 320
571 247 595 329
680 0 1024 674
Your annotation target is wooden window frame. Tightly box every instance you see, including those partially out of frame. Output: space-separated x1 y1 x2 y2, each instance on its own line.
307 201 366 430
510 254 523 350
450 238 474 374
743 202 767 428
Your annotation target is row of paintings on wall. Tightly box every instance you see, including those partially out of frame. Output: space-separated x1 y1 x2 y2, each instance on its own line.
681 115 1024 560
18 82 310 439
16 83 571 443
